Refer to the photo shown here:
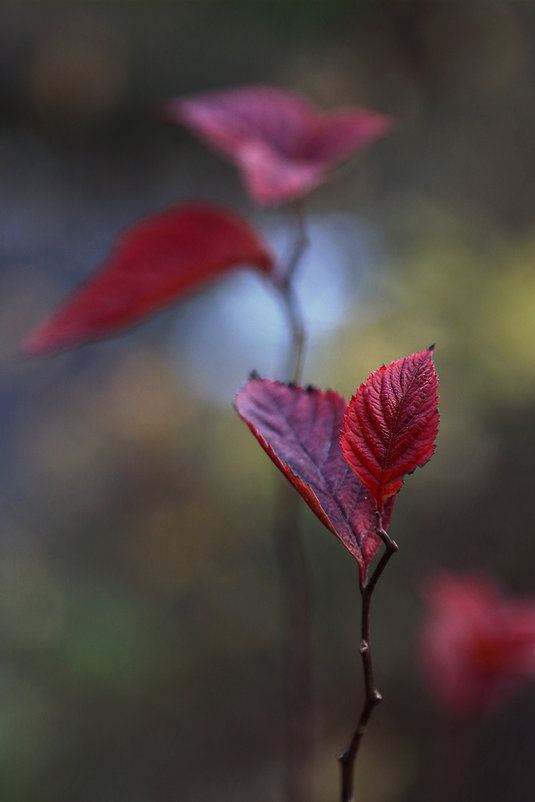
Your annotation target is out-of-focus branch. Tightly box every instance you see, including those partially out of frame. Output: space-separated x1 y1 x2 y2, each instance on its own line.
271 201 314 802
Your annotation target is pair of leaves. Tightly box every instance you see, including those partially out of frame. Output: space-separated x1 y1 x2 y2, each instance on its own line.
235 349 439 584
421 573 535 714
163 85 394 206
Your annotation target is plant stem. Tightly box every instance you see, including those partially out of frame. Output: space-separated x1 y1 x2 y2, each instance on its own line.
338 526 398 802
272 201 313 802
278 282 305 383
279 199 309 287
275 200 308 383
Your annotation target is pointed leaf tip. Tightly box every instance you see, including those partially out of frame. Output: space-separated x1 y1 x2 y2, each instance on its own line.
340 348 439 512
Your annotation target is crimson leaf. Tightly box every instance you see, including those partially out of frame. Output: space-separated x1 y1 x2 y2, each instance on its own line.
235 376 395 584
163 85 394 206
340 347 439 513
22 202 274 357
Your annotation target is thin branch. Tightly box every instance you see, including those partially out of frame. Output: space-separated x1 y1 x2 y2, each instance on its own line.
278 283 306 383
338 526 398 802
274 201 309 383
275 199 309 289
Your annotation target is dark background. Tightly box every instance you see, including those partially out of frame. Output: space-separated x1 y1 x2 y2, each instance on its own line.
1 1 535 800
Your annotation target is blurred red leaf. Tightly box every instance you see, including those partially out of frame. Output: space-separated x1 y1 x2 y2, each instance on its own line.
421 573 535 715
163 85 394 206
235 376 395 583
22 203 274 357
340 348 439 513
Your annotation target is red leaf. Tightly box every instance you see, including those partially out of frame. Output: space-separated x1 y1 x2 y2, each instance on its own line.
235 376 395 583
340 348 439 513
421 573 535 715
22 203 274 357
163 85 394 206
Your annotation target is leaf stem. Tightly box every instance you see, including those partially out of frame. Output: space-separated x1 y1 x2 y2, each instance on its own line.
338 526 398 802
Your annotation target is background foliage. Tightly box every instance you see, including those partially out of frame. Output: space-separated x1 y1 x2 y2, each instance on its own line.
2 1 535 800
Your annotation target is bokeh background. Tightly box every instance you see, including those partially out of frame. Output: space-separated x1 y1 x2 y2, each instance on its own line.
2 1 535 800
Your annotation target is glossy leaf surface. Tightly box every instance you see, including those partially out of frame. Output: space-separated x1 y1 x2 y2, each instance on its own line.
421 573 535 715
341 348 439 512
235 376 395 583
23 203 274 357
164 85 394 205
